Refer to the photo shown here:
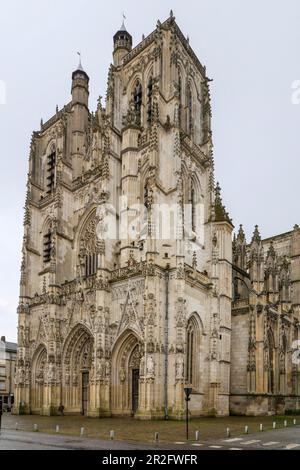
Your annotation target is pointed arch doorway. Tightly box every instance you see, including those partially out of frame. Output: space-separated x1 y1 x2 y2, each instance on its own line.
111 331 142 417
62 325 94 415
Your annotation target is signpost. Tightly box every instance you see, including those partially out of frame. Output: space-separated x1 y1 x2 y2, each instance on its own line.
184 387 192 441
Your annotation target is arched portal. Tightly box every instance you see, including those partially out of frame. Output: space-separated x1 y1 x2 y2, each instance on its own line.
62 325 94 415
31 345 47 414
111 330 141 416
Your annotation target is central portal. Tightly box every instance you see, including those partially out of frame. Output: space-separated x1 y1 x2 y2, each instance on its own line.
111 331 141 416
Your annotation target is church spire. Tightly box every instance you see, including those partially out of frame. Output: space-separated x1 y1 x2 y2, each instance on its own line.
237 224 245 243
251 225 261 244
213 182 233 227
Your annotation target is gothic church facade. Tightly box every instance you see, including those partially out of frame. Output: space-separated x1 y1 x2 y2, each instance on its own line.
14 14 300 418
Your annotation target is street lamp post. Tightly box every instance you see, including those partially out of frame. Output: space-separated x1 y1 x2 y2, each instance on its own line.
184 387 192 441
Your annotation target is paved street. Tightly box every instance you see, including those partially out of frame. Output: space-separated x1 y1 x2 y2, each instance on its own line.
0 425 300 450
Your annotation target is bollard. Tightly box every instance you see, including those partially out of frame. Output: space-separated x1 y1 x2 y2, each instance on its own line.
15 422 18 431
155 432 159 444
273 422 276 429
293 419 297 425
284 420 287 428
80 427 85 437
226 428 231 438
56 425 60 433
244 425 249 434
110 430 115 441
195 430 200 442
259 423 263 432
33 424 38 432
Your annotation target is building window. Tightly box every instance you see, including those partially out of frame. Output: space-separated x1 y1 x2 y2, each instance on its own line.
147 77 153 124
79 212 99 278
191 187 196 232
46 150 56 194
85 253 98 277
133 81 142 123
178 74 182 103
178 74 182 126
187 86 193 135
267 329 275 394
186 315 201 389
43 229 52 263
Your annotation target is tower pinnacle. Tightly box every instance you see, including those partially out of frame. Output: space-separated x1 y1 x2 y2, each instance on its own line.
113 18 132 66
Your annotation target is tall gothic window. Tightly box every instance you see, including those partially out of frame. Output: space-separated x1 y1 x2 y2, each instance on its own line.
134 81 142 123
178 74 182 103
187 86 193 135
147 77 153 124
186 315 201 389
178 74 182 127
267 329 275 394
191 187 196 232
43 229 52 263
79 212 99 278
46 149 56 194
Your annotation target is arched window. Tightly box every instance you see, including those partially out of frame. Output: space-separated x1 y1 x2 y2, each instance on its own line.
187 86 193 135
178 73 182 127
46 147 56 194
133 81 142 124
79 212 99 278
186 315 201 389
191 187 196 232
147 77 153 124
267 329 275 394
178 74 182 103
43 228 52 263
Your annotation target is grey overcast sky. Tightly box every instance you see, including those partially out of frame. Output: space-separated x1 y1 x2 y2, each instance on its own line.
0 0 299 341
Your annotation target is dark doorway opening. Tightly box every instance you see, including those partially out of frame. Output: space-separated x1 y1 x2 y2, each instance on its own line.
132 369 139 415
82 371 89 415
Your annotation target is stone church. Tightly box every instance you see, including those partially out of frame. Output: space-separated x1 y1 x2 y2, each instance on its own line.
14 14 300 418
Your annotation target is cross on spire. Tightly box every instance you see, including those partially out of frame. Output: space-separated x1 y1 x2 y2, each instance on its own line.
77 51 84 71
120 12 127 31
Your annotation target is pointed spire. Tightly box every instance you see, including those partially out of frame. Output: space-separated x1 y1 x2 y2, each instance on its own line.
214 182 233 226
251 225 261 244
232 233 237 256
267 241 276 259
237 224 245 243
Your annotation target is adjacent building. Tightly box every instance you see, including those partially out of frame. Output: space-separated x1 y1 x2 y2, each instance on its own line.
0 336 17 411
